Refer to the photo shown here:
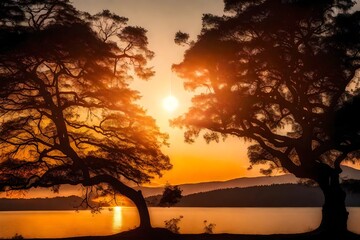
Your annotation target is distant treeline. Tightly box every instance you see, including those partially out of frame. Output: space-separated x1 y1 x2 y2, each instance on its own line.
0 196 107 211
147 184 360 207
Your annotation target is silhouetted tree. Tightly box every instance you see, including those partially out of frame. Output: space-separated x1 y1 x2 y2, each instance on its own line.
173 0 359 234
0 0 171 230
159 184 183 207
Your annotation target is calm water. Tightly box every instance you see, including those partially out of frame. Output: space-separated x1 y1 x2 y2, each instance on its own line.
0 207 359 238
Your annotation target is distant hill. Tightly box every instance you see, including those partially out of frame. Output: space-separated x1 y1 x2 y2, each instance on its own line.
0 196 107 211
340 165 360 179
2 183 360 210
138 174 298 197
146 184 360 207
139 165 360 197
0 166 358 199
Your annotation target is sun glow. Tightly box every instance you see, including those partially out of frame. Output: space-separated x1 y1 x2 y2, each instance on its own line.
162 95 179 112
112 206 123 231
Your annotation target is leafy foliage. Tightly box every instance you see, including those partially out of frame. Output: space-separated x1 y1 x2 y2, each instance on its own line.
174 31 191 46
173 0 360 231
0 0 171 202
203 220 216 234
159 184 183 207
164 215 183 234
172 0 360 180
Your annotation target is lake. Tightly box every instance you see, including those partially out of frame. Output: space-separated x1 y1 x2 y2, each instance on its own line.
0 207 359 238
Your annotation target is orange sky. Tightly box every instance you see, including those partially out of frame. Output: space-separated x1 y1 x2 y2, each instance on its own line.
70 0 263 185
71 0 360 186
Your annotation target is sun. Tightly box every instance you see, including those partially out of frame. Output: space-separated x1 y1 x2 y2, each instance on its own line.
163 95 179 112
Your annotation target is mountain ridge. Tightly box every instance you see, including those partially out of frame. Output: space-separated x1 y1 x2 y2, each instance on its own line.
1 166 358 199
138 165 360 197
146 183 360 207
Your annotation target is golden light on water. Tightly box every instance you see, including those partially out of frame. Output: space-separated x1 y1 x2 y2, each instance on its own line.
112 206 123 231
162 95 179 112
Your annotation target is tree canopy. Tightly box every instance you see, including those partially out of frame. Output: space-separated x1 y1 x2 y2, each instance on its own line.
0 0 171 228
159 184 183 207
173 0 360 233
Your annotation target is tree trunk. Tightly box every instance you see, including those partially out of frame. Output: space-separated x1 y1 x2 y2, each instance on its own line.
317 171 348 234
83 175 151 230
130 189 152 230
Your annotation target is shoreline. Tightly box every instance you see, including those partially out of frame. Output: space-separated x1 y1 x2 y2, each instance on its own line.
6 228 360 240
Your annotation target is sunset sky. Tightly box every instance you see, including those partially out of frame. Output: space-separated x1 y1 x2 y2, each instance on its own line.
71 0 360 186
2 2 360 238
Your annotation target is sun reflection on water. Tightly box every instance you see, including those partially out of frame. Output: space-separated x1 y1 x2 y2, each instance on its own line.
112 206 123 231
